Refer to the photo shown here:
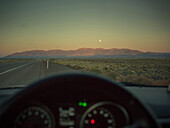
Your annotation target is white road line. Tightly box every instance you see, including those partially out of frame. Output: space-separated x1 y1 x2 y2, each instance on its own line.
0 62 34 75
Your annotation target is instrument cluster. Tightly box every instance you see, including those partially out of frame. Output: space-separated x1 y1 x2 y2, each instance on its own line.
13 101 130 128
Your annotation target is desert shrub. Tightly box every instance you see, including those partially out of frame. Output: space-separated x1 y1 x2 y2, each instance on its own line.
53 58 170 86
118 75 153 85
72 65 84 70
88 68 102 74
103 71 119 80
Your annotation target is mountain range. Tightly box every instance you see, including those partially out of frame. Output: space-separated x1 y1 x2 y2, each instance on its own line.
5 48 170 58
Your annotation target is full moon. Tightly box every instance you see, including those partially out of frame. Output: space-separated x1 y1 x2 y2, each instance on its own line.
99 40 102 43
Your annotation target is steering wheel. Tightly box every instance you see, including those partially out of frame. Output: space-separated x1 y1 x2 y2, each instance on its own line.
0 72 162 128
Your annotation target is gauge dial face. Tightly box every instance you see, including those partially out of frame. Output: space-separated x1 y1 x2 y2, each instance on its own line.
82 107 116 128
14 106 55 128
80 102 129 128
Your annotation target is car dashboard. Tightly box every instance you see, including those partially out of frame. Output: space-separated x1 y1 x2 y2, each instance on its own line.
0 73 170 128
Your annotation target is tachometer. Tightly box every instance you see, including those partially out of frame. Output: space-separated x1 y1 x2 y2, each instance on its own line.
80 102 129 128
14 105 55 128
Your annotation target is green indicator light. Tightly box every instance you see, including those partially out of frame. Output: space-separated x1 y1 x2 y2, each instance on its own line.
78 102 87 107
78 102 83 106
83 102 87 107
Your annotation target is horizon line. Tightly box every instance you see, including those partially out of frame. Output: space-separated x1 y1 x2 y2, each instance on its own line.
7 47 170 54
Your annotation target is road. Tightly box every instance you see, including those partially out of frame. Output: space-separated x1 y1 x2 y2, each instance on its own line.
0 60 75 88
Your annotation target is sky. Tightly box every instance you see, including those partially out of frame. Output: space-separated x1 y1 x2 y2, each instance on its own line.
0 0 170 57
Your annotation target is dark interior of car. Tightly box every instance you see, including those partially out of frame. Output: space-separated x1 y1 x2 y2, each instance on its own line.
0 72 169 128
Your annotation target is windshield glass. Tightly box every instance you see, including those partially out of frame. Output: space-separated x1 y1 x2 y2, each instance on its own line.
0 0 170 88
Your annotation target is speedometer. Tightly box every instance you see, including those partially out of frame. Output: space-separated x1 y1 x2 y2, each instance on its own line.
13 105 55 128
80 102 129 128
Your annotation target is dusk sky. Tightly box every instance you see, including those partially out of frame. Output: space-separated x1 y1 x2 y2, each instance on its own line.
0 0 170 57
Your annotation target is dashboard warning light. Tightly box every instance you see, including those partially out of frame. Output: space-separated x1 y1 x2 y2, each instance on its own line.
91 119 95 124
78 102 87 107
83 102 87 107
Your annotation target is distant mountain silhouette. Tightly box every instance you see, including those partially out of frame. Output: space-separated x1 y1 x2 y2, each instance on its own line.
5 48 170 58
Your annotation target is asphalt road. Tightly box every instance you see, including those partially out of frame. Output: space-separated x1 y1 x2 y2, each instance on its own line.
0 60 75 88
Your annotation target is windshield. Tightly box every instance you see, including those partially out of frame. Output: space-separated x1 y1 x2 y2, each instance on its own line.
0 0 170 88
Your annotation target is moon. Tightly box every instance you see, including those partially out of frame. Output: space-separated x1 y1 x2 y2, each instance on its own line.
99 40 102 43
